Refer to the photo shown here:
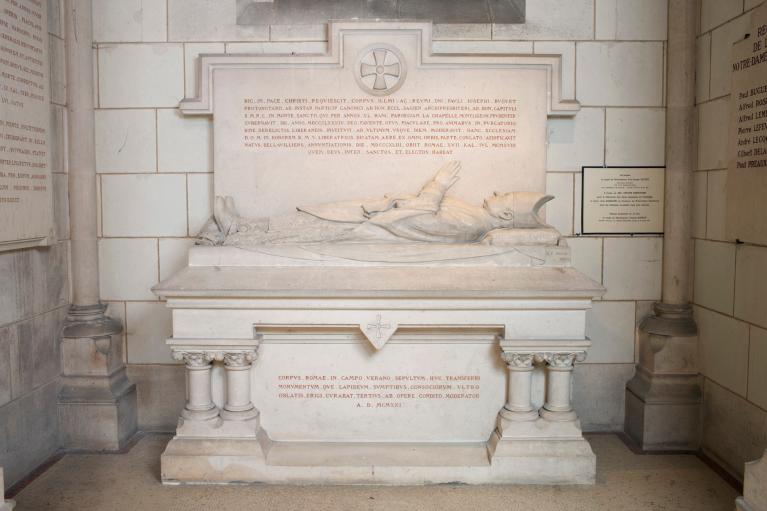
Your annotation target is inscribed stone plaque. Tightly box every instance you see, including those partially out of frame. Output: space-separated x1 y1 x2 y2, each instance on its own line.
185 23 577 219
581 166 664 234
0 0 54 250
251 341 507 442
726 4 767 245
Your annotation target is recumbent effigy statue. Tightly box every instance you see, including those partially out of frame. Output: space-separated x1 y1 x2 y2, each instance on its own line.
200 161 560 248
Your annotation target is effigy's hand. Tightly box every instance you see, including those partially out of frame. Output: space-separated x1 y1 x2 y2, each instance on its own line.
433 161 460 188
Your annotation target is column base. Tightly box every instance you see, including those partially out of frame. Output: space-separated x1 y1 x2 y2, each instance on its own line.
181 405 219 422
497 414 585 440
58 376 137 451
176 413 260 438
624 384 701 451
160 430 595 485
58 304 138 451
539 407 578 422
220 406 259 421
499 406 538 422
625 302 701 451
488 426 595 485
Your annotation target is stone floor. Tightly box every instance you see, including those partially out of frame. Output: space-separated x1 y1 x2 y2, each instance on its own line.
10 434 737 511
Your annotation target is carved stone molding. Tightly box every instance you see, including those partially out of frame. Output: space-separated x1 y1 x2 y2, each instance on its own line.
172 349 260 367
223 350 259 367
543 352 586 368
500 352 536 368
180 21 579 117
173 351 215 367
499 350 587 368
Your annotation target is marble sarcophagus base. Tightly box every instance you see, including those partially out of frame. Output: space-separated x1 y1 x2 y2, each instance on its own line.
154 244 603 485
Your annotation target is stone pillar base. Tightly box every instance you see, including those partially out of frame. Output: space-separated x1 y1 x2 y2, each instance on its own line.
58 305 138 451
624 377 701 451
625 303 701 451
176 414 260 438
736 449 767 511
0 468 15 511
59 383 137 451
160 433 596 485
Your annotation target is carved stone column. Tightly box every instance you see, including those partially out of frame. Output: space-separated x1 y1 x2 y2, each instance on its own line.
58 0 137 450
168 340 261 438
625 0 701 451
221 351 259 421
540 353 582 422
175 352 218 422
499 352 538 422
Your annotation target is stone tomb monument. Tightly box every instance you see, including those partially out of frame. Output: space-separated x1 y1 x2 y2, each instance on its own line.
154 21 604 485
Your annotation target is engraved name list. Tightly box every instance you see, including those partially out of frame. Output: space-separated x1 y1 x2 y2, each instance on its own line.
0 0 53 249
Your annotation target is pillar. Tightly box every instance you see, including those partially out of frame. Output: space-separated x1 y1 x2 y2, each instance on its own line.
177 352 218 422
220 352 259 421
625 0 701 451
540 353 578 422
58 0 137 450
499 353 538 422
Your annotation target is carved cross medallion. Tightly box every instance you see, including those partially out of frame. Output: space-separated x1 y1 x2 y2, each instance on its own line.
360 314 398 350
355 45 406 96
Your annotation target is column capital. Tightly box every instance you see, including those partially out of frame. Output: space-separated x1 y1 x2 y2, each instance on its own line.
500 351 536 368
223 350 258 367
173 351 215 367
542 351 586 368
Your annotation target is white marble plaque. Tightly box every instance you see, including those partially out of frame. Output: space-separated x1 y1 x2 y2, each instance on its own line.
183 22 577 219
0 0 54 251
581 166 664 234
726 4 767 245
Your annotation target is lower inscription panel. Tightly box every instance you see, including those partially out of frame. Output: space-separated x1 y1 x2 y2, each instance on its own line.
246 340 507 443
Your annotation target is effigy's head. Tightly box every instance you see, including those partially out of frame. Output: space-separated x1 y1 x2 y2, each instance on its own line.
483 191 555 229
483 191 515 223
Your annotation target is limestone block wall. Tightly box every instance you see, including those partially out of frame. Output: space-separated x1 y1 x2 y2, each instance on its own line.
91 0 668 434
693 0 767 481
0 0 70 490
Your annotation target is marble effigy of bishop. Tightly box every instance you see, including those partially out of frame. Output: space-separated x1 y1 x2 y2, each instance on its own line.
201 161 559 247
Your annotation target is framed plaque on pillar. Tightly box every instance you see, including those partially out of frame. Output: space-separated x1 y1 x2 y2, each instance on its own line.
0 0 55 252
580 166 665 235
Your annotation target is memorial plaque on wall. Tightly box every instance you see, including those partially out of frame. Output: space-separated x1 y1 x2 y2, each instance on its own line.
581 166 665 234
726 3 767 245
0 0 54 251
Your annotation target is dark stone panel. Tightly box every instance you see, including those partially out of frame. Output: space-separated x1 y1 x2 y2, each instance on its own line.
15 308 63 399
0 381 59 488
702 379 767 479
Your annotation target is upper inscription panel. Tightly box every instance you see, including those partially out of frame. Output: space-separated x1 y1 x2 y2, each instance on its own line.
185 22 578 219
0 0 54 250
